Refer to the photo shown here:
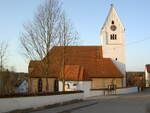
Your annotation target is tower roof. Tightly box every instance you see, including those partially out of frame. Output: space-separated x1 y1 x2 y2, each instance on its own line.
101 4 125 30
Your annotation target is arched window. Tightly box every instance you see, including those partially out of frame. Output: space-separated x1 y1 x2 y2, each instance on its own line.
112 20 114 24
114 34 117 40
112 34 114 40
38 78 42 92
110 34 112 40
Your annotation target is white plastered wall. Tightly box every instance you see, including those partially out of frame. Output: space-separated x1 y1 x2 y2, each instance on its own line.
145 68 150 87
77 81 91 98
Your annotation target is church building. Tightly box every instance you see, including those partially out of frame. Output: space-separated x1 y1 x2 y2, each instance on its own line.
28 4 126 93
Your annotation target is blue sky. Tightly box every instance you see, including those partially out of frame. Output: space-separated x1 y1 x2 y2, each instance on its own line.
0 0 150 72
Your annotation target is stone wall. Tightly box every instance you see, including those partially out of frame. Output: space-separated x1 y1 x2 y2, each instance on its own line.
91 78 122 89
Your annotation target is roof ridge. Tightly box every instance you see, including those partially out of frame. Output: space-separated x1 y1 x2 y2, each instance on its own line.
53 45 102 47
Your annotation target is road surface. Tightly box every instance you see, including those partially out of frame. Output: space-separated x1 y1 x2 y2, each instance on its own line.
31 89 150 113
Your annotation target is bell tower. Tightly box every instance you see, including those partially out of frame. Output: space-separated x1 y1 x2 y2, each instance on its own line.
100 4 126 86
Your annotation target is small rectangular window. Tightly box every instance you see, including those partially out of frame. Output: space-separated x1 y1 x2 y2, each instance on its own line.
110 34 117 40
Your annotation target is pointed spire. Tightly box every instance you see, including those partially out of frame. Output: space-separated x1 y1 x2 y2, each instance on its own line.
101 4 114 29
111 4 114 7
101 4 124 30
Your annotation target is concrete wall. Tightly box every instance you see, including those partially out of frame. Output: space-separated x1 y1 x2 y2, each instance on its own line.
77 81 104 97
0 92 84 113
77 81 91 97
90 87 138 96
116 87 138 94
90 90 104 97
89 87 138 97
59 81 138 98
76 81 138 98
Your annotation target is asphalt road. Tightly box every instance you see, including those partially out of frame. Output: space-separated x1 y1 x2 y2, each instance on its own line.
31 89 150 113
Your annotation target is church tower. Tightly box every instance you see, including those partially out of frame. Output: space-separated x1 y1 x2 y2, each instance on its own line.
100 4 126 86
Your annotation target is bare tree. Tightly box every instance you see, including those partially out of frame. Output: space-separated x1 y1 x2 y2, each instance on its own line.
20 0 62 60
20 0 62 92
0 42 8 71
58 14 79 91
58 14 79 46
0 70 18 94
20 0 79 92
10 66 16 72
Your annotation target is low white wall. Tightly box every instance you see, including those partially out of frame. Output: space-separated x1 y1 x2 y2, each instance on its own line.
90 90 104 97
77 81 91 97
145 69 150 87
77 81 104 97
88 87 138 97
0 92 84 113
76 81 138 98
58 81 63 91
77 82 138 98
116 87 138 94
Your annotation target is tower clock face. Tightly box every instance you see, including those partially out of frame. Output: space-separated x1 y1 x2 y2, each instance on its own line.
110 25 117 31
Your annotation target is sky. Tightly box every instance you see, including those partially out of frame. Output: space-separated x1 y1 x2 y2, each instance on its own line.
0 0 150 72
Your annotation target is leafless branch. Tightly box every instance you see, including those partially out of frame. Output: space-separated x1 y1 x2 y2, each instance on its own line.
0 41 8 71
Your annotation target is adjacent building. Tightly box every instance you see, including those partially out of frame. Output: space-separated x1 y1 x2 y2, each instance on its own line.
145 64 150 87
17 80 28 93
28 4 126 93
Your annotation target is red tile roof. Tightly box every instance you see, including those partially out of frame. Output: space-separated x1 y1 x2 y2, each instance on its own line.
146 64 150 73
29 60 56 78
28 46 124 80
64 65 87 81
